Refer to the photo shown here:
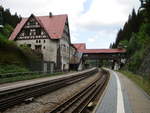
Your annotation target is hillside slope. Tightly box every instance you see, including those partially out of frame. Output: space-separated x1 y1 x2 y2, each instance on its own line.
0 36 43 74
112 0 150 78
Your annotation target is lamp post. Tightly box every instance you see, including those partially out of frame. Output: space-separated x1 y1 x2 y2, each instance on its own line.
0 6 3 28
140 0 150 8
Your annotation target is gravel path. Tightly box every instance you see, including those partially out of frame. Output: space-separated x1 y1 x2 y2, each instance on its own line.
2 72 100 113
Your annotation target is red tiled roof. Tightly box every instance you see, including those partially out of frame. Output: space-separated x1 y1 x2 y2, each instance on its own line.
73 43 126 53
73 43 86 52
82 49 126 53
9 14 67 40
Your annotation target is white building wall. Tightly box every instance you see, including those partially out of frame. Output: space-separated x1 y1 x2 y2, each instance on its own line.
59 36 70 71
69 46 76 63
16 39 58 63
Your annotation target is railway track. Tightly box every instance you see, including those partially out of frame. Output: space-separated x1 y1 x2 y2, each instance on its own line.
0 68 98 111
49 69 109 113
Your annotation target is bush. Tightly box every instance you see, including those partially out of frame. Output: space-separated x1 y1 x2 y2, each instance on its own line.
0 64 28 74
2 24 13 38
0 37 42 71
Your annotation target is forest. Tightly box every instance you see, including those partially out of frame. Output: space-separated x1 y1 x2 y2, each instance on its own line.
111 0 150 77
0 6 21 39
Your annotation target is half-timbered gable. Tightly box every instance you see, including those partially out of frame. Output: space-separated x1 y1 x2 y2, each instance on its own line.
16 15 49 40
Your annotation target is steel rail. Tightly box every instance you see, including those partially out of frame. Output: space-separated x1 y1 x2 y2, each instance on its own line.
0 68 98 111
49 70 109 113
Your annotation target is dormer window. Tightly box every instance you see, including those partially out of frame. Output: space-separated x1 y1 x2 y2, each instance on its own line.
29 21 35 25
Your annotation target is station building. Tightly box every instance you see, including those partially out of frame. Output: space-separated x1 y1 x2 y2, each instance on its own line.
9 13 72 72
9 13 126 72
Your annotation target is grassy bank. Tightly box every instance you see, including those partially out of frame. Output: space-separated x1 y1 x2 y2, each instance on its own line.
119 70 150 96
0 65 28 74
0 34 43 73
0 72 64 84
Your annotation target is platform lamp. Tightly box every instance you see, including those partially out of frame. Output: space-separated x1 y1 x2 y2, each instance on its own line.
139 0 150 10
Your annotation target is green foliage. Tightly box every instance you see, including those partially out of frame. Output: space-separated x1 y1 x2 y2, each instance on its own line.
0 65 28 74
20 45 42 61
0 36 17 48
127 31 148 73
113 1 150 77
125 23 150 72
0 36 42 73
127 49 144 72
0 32 6 39
0 8 42 73
113 9 142 48
1 24 13 38
0 72 65 84
119 40 129 49
2 7 21 28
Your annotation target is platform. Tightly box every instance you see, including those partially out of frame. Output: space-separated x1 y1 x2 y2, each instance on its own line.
94 69 150 113
0 69 94 92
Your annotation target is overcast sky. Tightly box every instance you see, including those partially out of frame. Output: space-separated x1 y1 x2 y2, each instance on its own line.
1 0 140 48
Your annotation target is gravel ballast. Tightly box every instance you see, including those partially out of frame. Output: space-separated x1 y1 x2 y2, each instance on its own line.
3 72 100 113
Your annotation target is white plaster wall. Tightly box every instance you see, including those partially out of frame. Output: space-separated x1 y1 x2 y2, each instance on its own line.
69 46 76 62
59 36 70 70
16 39 58 63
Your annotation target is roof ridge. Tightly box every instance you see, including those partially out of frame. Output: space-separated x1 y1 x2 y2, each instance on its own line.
19 14 68 19
9 14 68 40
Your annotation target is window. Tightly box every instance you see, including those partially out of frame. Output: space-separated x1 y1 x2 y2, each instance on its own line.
35 45 42 52
43 46 45 49
25 29 30 36
29 19 35 25
39 40 41 43
30 21 35 25
36 29 41 35
30 29 36 35
0 12 2 16
44 40 46 43
27 44 31 48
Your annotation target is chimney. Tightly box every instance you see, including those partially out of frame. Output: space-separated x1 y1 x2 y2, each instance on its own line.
49 12 52 17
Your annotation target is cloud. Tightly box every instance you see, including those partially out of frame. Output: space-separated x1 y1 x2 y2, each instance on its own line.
2 0 86 40
86 29 118 48
2 0 140 48
2 0 86 16
88 36 98 42
77 0 140 31
71 35 78 42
